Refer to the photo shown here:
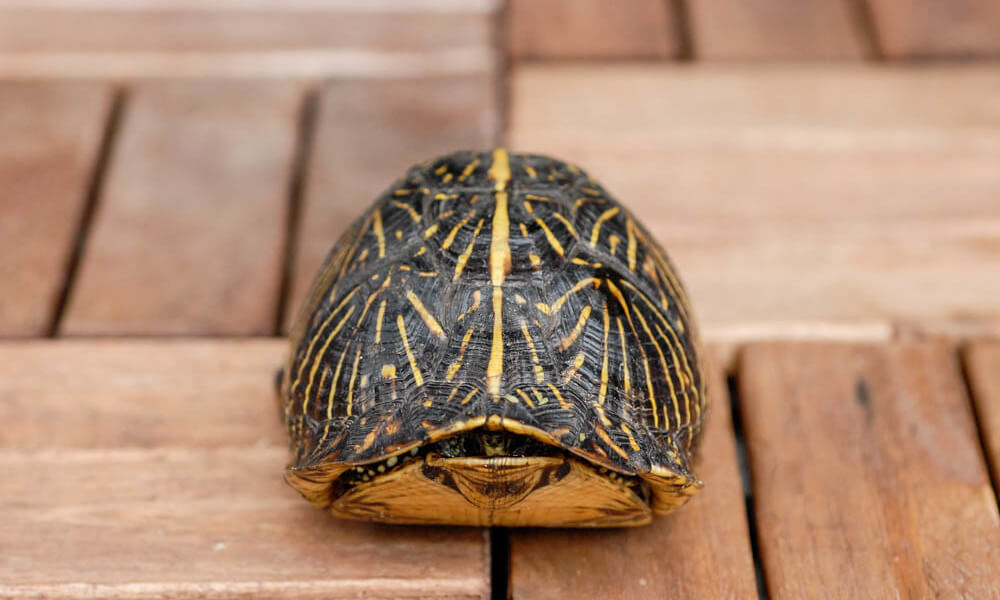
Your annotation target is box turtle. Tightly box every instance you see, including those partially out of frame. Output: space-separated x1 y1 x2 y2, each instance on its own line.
281 149 705 527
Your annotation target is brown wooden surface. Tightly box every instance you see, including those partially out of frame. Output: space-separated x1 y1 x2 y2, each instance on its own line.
965 343 1000 493
285 75 498 329
0 0 497 79
0 339 286 449
0 340 489 599
868 0 1000 59
509 352 758 599
740 343 1000 598
0 82 112 337
507 0 679 60
688 0 867 59
509 65 1000 343
0 25 998 592
62 81 301 336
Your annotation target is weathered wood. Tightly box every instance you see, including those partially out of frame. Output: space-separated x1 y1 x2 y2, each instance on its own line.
0 82 112 337
964 343 1000 493
62 81 302 336
688 0 866 59
509 352 758 599
868 0 1000 59
508 65 1000 339
0 0 497 79
285 75 498 329
0 339 489 599
507 0 679 60
739 343 1000 597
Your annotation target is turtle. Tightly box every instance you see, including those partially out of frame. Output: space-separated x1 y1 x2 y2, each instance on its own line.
280 149 706 527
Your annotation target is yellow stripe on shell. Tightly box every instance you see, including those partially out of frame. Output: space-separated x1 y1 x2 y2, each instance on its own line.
486 149 512 398
446 327 476 382
458 159 480 181
397 315 423 386
520 320 546 383
619 278 699 423
557 305 592 351
547 383 571 409
552 211 578 238
533 217 564 257
606 278 658 428
633 304 681 429
590 207 620 246
346 347 362 416
598 302 610 406
291 285 360 396
301 305 356 422
453 218 486 282
372 208 386 258
374 299 387 344
391 200 421 223
442 209 478 250
405 289 446 339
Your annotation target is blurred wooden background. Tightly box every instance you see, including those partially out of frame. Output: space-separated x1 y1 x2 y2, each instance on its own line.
1 1 999 598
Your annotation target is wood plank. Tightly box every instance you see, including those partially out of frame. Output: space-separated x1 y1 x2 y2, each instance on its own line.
964 343 1000 493
509 350 758 599
508 65 1000 338
507 0 679 60
0 340 488 599
0 82 112 337
868 0 1000 59
739 343 1000 597
62 81 301 336
0 0 497 79
285 75 498 329
0 339 286 449
688 0 867 59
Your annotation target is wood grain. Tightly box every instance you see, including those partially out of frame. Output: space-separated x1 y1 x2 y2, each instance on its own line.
0 0 497 79
0 82 112 337
509 351 758 599
868 0 1000 59
0 339 488 599
62 81 302 336
739 343 1000 598
964 343 1000 494
688 0 867 59
509 65 1000 338
507 0 679 60
285 75 498 329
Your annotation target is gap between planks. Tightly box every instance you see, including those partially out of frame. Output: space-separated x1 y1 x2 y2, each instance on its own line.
272 88 320 336
47 88 126 336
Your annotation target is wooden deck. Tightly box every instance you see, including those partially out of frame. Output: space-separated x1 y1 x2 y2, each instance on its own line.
1 2 999 598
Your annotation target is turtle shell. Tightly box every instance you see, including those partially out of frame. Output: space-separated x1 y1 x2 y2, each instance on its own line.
282 150 706 526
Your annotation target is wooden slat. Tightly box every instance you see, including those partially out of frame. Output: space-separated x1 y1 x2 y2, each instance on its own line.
0 339 286 449
868 0 1000 59
0 0 497 79
0 82 112 337
62 81 301 336
285 75 498 329
964 343 1000 492
688 0 867 59
739 343 1000 597
507 0 679 60
0 340 488 599
509 352 758 599
509 65 1000 341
